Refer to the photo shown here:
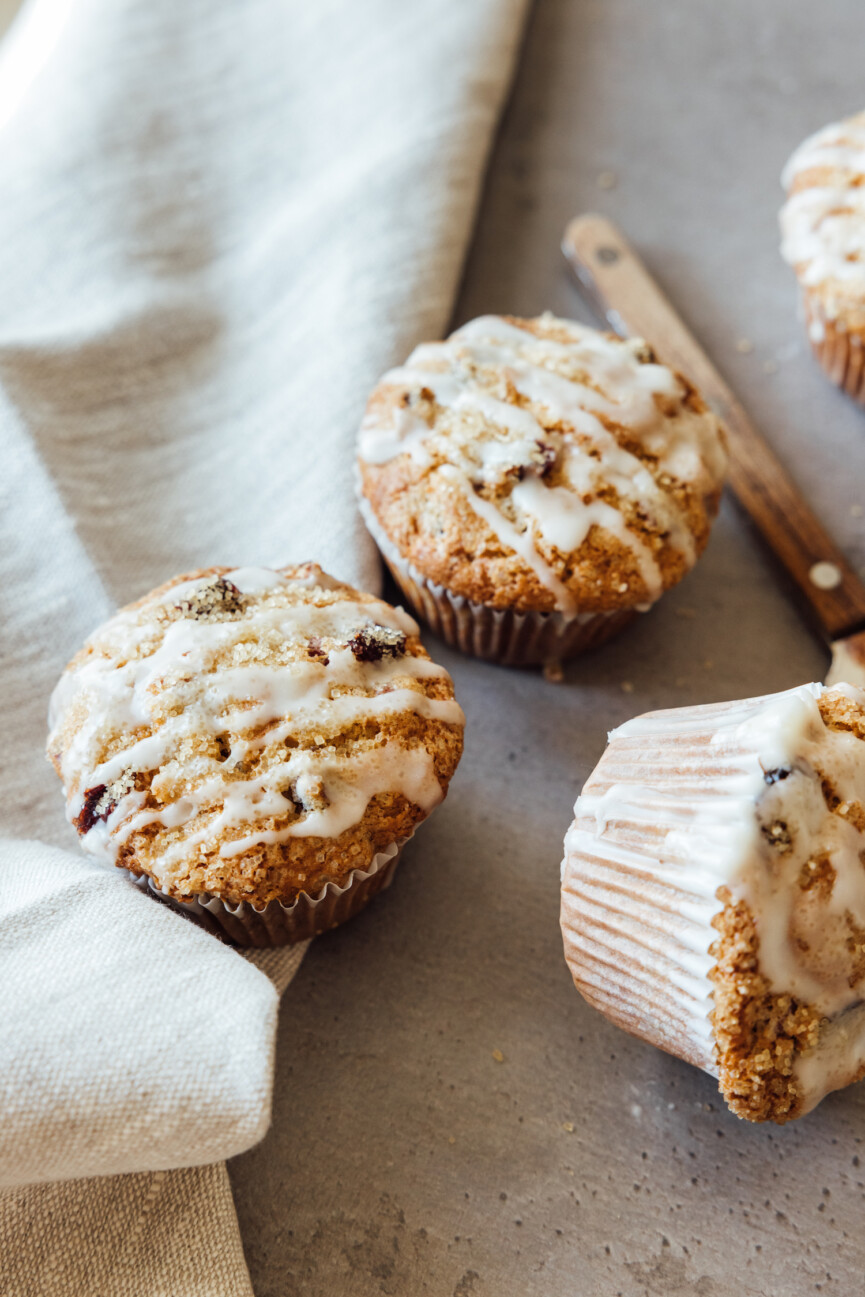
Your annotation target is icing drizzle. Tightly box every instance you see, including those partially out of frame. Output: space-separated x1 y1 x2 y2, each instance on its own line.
49 566 465 887
358 315 726 613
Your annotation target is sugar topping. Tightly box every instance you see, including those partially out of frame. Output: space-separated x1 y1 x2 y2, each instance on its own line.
564 682 865 1114
780 111 865 314
358 315 727 615
49 565 465 890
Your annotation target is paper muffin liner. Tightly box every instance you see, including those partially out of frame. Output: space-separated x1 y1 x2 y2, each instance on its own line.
130 839 406 948
803 291 865 404
559 705 733 1077
358 494 637 667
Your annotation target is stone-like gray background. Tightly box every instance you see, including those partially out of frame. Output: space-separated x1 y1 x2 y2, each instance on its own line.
231 2 865 1293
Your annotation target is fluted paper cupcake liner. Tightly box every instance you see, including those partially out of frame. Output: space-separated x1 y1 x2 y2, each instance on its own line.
804 291 865 405
130 839 406 948
358 495 637 667
560 697 778 1077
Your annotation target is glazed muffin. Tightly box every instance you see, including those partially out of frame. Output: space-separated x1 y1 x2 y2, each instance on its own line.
780 110 865 402
47 564 465 946
561 682 865 1123
357 313 727 666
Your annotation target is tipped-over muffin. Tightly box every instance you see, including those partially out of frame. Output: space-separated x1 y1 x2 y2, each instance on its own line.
561 682 865 1123
357 313 727 666
48 564 465 945
781 110 865 401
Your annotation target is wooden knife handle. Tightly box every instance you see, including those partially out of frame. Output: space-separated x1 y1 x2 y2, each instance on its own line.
562 212 865 643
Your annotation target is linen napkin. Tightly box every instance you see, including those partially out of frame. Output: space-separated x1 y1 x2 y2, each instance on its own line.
0 0 528 1290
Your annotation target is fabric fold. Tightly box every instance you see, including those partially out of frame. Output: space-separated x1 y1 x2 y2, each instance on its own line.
0 840 281 1187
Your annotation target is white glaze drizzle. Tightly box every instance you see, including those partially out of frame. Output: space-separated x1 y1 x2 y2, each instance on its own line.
563 681 865 1111
49 566 465 883
358 315 726 612
780 112 865 311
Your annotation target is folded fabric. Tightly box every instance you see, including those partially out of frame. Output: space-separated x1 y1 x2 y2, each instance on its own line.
0 0 528 1288
0 840 289 1186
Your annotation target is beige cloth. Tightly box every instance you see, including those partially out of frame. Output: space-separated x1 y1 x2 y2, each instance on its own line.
0 0 527 1291
2 1166 255 1297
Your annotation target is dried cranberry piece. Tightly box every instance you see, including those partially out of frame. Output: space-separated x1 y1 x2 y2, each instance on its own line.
347 626 407 663
73 785 111 835
282 784 304 814
307 637 330 665
535 441 557 478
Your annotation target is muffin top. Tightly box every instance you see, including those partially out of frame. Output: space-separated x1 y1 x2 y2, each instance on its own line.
358 313 727 616
48 564 465 906
781 110 865 331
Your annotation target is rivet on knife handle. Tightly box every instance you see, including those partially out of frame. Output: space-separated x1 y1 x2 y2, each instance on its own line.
562 212 865 645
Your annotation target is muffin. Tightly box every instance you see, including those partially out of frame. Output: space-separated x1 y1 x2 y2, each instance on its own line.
47 564 465 946
780 110 865 402
561 682 865 1123
357 313 727 666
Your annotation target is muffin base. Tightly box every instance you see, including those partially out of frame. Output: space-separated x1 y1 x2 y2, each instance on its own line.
130 839 405 948
804 291 865 404
358 495 638 667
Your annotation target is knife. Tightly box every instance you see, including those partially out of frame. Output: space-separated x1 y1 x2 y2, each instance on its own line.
562 212 865 687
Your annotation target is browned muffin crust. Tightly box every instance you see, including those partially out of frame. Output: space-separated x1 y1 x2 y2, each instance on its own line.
710 893 821 1123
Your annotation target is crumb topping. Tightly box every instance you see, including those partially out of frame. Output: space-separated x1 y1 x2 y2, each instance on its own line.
710 892 820 1124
